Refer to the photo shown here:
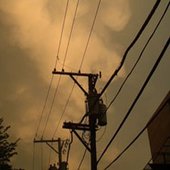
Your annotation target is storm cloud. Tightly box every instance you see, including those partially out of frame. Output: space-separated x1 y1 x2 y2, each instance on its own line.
0 0 169 170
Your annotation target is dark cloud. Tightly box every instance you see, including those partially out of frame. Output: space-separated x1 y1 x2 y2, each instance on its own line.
0 8 50 168
0 0 169 170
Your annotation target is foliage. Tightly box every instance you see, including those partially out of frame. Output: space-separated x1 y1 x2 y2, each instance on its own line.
0 118 19 169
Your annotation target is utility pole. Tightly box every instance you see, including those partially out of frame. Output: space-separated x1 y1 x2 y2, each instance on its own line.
88 74 98 170
34 138 68 170
53 69 107 170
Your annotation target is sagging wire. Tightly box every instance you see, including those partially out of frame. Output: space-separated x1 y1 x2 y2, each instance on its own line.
52 0 103 139
80 0 162 123
104 95 170 169
98 37 170 165
77 149 87 170
35 0 70 139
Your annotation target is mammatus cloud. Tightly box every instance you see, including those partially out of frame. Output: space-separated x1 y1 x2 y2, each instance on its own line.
99 0 131 31
0 0 130 80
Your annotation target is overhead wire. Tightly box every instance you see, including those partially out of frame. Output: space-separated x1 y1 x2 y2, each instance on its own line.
106 0 170 120
41 0 70 138
35 0 70 139
79 0 102 69
35 0 71 167
52 0 103 138
97 37 170 165
99 0 161 98
55 1 164 168
64 0 167 168
54 0 70 68
48 0 166 168
50 1 104 167
104 61 170 169
33 0 69 168
80 0 161 125
96 126 106 142
62 0 80 69
35 0 166 168
42 77 61 137
52 83 75 138
51 0 80 138
95 0 169 147
77 149 87 170
97 0 170 162
46 0 81 165
35 75 54 138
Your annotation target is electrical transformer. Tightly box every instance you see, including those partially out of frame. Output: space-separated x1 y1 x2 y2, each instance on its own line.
98 99 107 126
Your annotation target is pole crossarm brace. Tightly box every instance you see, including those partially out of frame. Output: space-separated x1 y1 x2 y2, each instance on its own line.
72 129 91 153
70 75 88 96
34 138 64 155
52 69 99 96
63 122 91 152
46 142 59 154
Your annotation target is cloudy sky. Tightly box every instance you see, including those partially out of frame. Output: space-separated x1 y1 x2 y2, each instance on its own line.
0 0 169 170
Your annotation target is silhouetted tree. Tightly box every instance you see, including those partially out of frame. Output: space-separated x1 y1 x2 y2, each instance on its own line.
0 118 19 170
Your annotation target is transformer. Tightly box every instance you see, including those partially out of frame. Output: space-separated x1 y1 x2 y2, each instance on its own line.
98 99 107 126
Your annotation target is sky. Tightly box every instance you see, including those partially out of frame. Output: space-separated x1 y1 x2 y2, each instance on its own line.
0 0 169 170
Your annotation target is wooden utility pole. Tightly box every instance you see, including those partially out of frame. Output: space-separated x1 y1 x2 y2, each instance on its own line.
88 74 98 170
34 138 67 170
53 69 100 170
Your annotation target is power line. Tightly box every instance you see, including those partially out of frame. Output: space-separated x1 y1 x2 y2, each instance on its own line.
80 0 161 124
62 0 80 69
106 0 170 117
96 126 106 142
52 0 103 138
52 83 75 138
97 37 170 165
41 0 81 165
95 0 169 150
77 149 87 170
45 0 81 164
50 0 80 137
104 88 170 168
99 0 161 98
42 76 61 137
54 0 70 68
79 0 102 69
35 0 70 138
35 75 54 138
41 0 78 138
